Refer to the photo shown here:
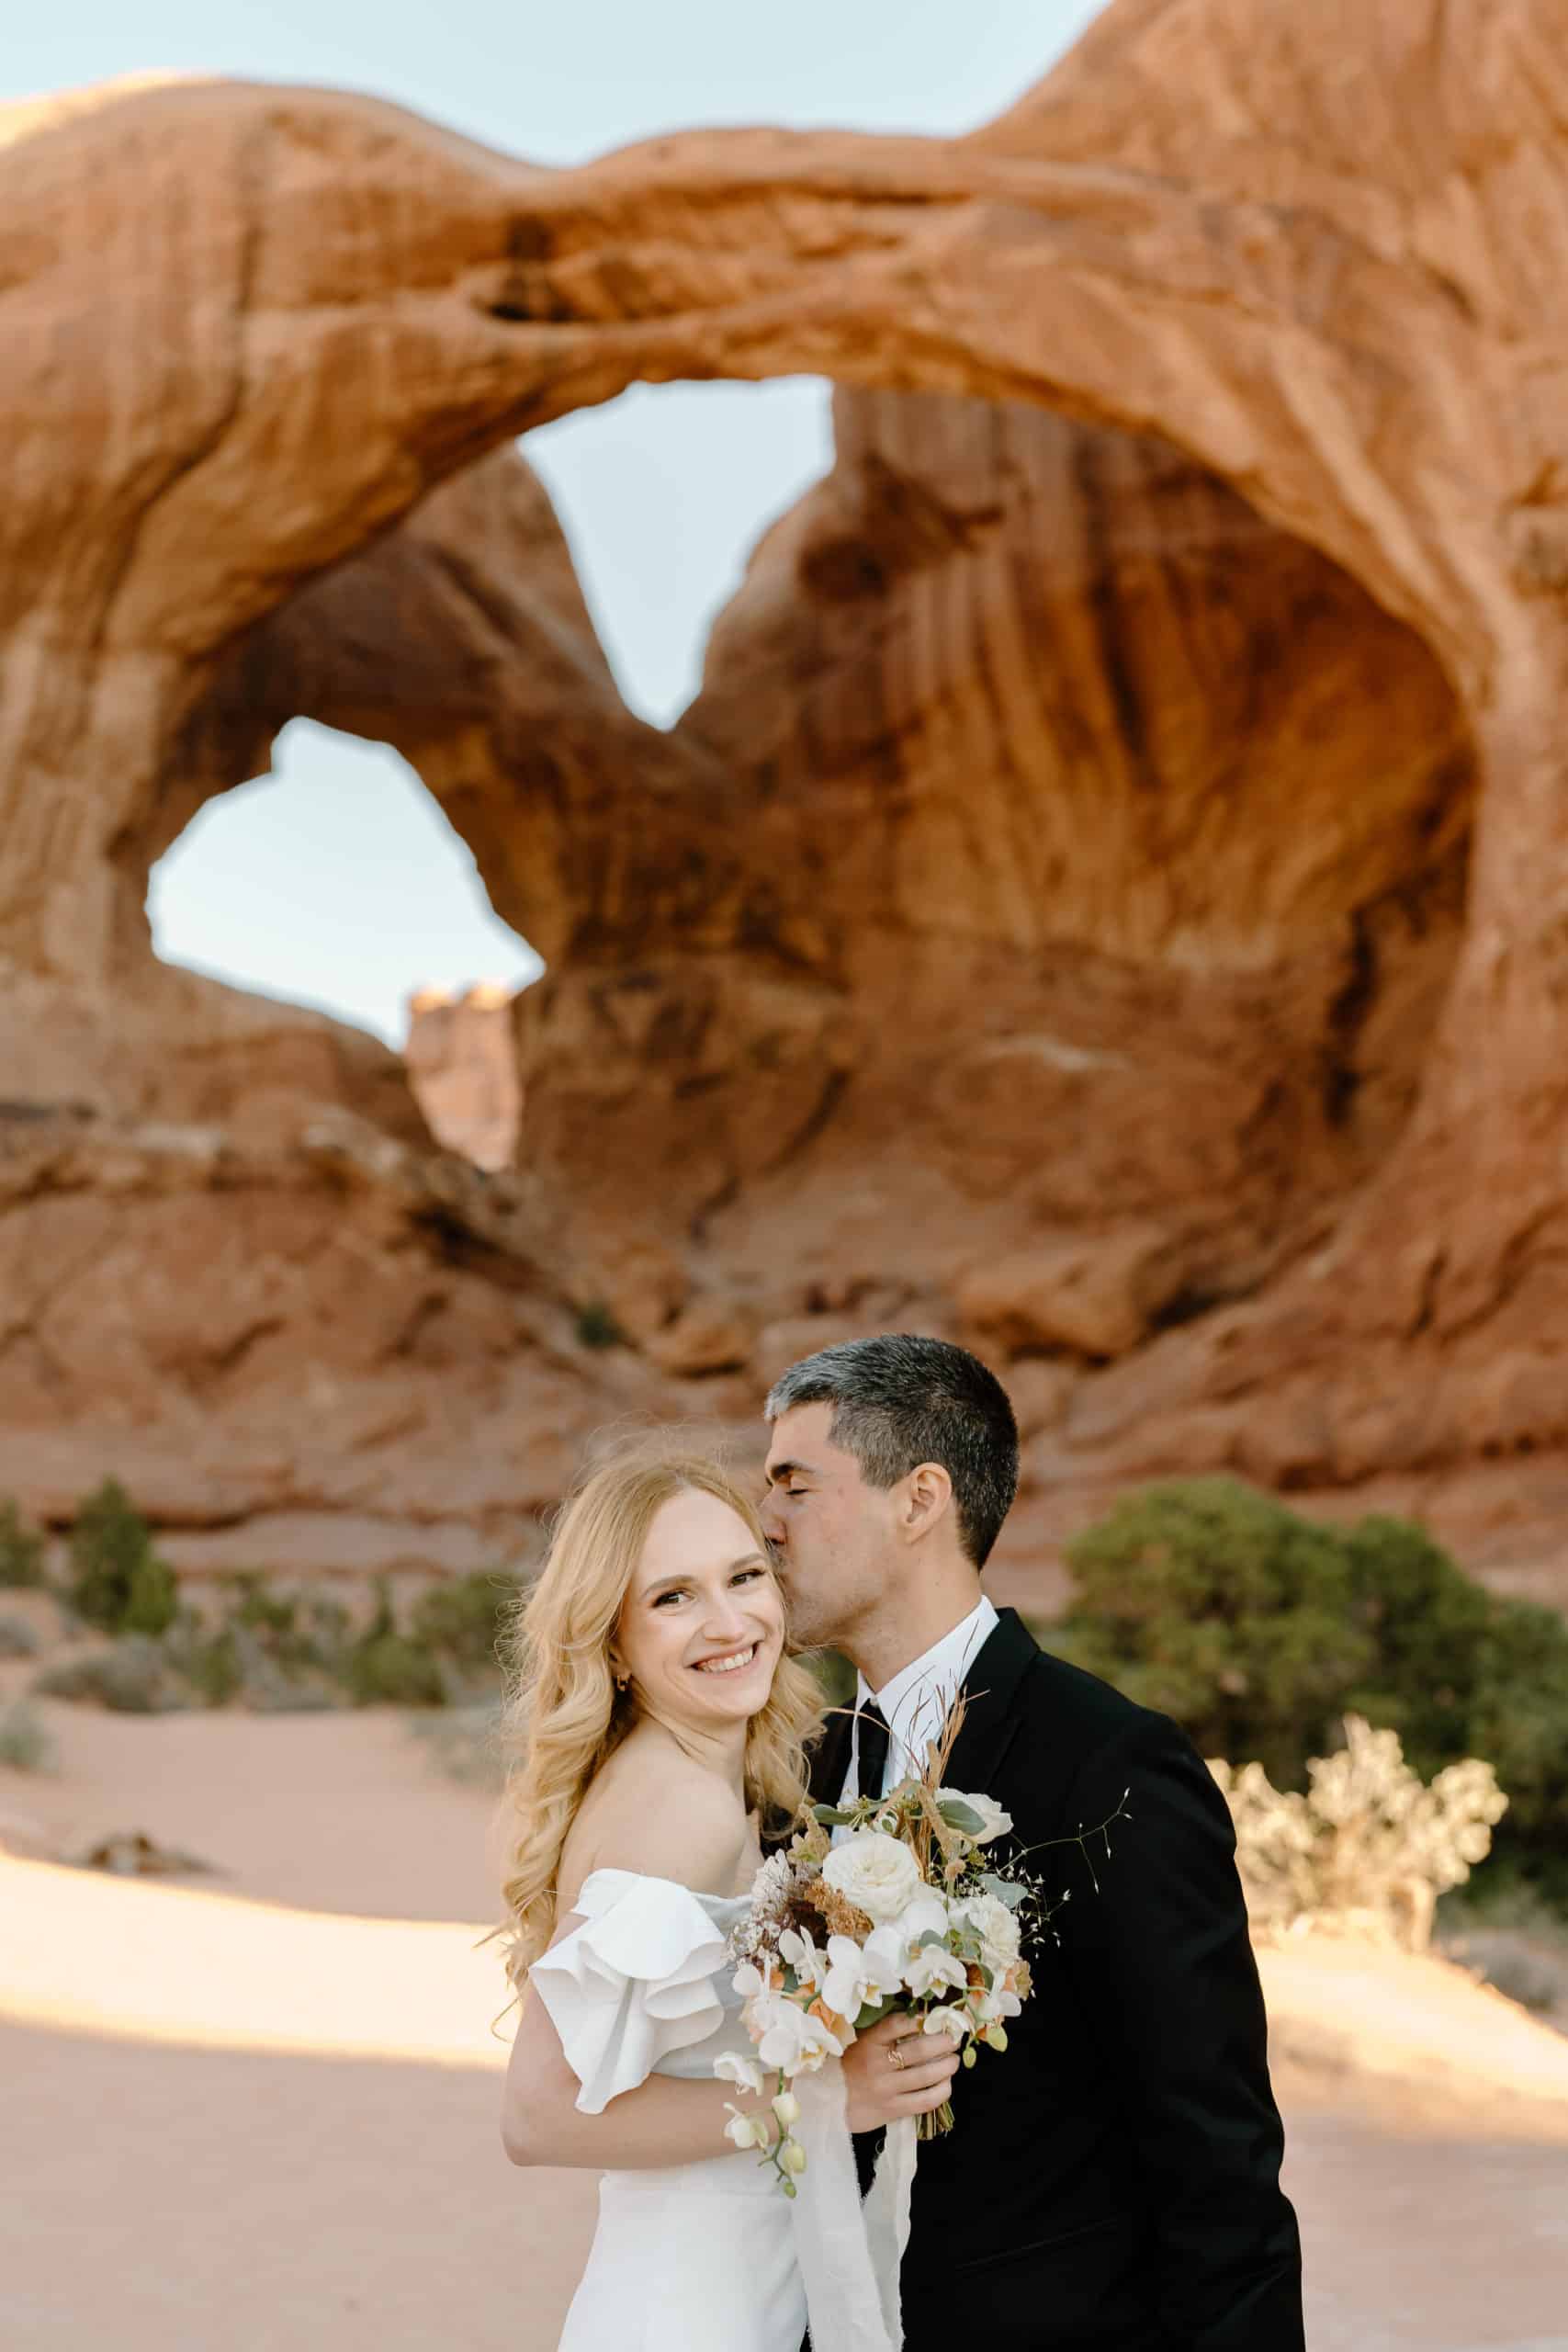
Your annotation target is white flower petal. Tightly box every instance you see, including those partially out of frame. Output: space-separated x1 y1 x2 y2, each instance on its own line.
714 2050 768 2097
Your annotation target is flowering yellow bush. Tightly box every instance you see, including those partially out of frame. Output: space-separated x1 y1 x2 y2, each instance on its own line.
1209 1715 1507 1951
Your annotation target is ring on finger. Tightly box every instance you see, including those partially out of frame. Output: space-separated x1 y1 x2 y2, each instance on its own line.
888 2040 907 2071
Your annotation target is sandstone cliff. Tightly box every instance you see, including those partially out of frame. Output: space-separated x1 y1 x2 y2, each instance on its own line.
4 5 1568 1595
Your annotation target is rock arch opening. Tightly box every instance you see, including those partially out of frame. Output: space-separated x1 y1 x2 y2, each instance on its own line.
148 720 541 1049
523 377 834 727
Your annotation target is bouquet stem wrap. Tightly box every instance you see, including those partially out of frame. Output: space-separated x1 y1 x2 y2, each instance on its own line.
792 2064 915 2352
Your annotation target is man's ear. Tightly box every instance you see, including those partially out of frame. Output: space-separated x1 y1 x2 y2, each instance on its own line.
901 1460 953 1541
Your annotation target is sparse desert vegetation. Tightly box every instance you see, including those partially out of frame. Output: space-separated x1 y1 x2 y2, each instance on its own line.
0 1488 525 1724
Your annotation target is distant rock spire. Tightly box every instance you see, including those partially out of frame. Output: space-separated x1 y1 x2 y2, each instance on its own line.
403 981 522 1171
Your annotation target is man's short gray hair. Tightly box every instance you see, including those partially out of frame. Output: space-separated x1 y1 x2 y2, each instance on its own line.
765 1333 1019 1568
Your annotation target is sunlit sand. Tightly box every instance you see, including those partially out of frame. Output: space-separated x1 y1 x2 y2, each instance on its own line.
4 1703 1567 2347
0 1851 508 2066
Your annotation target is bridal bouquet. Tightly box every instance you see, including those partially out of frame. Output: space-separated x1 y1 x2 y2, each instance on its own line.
715 1702 1081 2194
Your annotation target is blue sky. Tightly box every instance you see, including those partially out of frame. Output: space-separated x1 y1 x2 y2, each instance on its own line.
10 2 1104 1042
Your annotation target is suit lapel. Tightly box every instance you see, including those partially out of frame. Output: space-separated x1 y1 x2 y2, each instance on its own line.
942 1607 1039 1799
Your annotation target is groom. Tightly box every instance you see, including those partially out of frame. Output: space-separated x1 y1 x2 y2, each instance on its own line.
761 1334 1304 2352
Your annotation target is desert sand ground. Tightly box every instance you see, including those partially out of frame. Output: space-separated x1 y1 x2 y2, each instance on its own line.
3 1693 1567 2351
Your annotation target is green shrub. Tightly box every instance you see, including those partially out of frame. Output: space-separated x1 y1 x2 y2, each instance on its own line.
574 1302 626 1350
1339 1515 1494 1771
0 1696 58 1771
64 1481 178 1637
226 1576 299 1640
0 1500 46 1589
1467 1601 1568 1862
0 1612 40 1659
409 1571 519 1681
808 1648 857 1712
1053 1478 1372 1787
344 1583 446 1708
163 1615 245 1708
346 1632 447 1707
1050 1477 1568 1904
33 1635 186 1714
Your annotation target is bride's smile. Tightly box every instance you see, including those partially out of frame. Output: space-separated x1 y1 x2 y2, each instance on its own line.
693 1644 761 1674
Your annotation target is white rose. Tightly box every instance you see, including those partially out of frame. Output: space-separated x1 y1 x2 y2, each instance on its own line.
937 1788 1014 1844
821 1829 922 1925
955 1890 1021 1962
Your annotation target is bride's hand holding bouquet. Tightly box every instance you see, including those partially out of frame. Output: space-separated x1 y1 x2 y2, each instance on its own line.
716 1696 1105 2191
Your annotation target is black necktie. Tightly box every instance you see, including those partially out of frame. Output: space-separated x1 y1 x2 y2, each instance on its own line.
845 1700 894 2209
854 1700 891 1804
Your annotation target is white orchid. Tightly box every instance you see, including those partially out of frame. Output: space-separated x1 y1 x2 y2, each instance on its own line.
902 1939 969 1999
778 1924 829 1988
970 1982 1022 2028
820 1923 908 2020
750 1988 845 2074
723 2104 771 2150
920 2002 974 2041
714 2049 767 2098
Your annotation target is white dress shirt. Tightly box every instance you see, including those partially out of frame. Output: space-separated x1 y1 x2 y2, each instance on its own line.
839 1594 1000 1804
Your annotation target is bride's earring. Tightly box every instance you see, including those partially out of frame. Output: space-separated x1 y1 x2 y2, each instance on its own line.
614 1668 629 1692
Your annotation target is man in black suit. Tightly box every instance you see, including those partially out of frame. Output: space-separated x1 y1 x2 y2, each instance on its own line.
761 1334 1303 2352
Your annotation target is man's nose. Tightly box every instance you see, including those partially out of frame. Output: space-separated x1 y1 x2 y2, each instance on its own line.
759 1497 785 1546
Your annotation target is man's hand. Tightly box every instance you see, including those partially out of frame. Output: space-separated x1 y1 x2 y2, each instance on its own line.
841 2011 960 2132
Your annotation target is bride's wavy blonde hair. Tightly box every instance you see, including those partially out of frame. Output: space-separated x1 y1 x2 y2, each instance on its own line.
489 1444 823 2003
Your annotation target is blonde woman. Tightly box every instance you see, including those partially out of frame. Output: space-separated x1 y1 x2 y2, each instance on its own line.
496 1447 958 2352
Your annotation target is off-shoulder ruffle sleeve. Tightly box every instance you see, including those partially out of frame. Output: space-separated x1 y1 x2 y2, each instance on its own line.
530 1869 732 2115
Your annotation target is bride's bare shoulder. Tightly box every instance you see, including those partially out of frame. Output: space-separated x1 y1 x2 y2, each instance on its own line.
558 1732 749 1908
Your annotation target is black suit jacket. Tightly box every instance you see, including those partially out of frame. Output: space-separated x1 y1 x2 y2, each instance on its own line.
807 1610 1304 2352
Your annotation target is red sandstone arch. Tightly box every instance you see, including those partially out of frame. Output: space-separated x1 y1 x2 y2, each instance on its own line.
4 0 1567 1583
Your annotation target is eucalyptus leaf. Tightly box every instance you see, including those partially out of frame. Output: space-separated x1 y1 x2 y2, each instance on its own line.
937 1799 987 1835
978 1873 1028 1910
811 1804 858 1826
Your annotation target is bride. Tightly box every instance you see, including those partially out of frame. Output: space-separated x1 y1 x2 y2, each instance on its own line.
495 1447 959 2351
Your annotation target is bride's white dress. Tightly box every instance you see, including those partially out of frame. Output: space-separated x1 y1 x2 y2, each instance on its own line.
531 1867 807 2352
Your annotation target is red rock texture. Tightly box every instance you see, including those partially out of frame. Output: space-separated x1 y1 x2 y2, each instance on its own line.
404 985 522 1175
3 6 1568 1595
